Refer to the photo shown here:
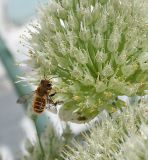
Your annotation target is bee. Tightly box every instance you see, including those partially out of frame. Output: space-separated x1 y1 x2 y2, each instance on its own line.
17 79 61 114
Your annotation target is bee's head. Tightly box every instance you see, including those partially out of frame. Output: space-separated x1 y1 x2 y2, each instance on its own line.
40 79 52 89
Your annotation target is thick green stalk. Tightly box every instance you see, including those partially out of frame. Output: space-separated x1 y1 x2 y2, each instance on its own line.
0 36 46 137
0 36 32 98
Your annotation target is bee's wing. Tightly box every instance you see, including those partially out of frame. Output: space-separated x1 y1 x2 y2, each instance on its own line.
17 92 34 104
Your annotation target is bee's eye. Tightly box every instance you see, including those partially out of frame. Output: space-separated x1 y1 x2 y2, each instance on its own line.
47 83 52 88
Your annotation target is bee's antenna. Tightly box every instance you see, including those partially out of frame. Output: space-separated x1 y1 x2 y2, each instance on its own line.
44 72 46 79
49 76 58 80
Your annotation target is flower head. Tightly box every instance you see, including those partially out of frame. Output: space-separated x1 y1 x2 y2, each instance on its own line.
27 0 148 122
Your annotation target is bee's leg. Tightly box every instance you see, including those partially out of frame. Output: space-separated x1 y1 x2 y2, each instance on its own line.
49 92 56 97
46 103 51 109
46 104 57 114
47 97 55 104
46 97 57 113
46 98 52 107
53 100 63 106
48 95 63 104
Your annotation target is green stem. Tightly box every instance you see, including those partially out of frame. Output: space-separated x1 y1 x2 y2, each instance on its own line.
0 36 32 98
34 117 45 159
0 36 47 138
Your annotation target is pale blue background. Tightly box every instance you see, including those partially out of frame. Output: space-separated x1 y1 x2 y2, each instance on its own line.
7 0 48 25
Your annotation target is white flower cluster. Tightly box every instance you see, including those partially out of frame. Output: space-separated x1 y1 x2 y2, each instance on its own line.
65 97 148 160
26 0 148 122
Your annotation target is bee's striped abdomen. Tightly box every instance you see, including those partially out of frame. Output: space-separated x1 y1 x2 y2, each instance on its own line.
33 96 46 114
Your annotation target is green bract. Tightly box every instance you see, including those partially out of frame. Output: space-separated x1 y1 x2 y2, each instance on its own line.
27 0 148 122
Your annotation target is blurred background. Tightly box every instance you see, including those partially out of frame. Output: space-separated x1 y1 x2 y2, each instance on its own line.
0 0 48 159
